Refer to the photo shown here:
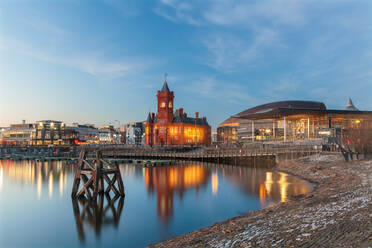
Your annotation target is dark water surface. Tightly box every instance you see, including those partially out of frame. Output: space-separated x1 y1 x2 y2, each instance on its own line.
0 160 312 248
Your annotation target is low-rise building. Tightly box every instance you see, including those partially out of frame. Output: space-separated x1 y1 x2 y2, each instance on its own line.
66 123 99 144
217 99 372 144
1 122 34 145
32 120 66 145
126 122 145 145
99 125 120 144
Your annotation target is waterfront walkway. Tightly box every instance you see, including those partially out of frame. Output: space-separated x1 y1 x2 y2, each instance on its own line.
0 144 321 167
150 153 372 247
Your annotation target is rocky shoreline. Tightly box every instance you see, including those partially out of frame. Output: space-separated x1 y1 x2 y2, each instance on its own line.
149 153 372 248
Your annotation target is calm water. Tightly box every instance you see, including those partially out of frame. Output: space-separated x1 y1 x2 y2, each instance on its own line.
0 160 313 248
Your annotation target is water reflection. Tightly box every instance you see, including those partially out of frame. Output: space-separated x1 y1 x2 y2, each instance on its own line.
72 194 125 242
0 159 73 197
1 160 313 247
143 165 210 222
0 165 3 191
223 167 313 207
211 172 218 196
140 164 312 222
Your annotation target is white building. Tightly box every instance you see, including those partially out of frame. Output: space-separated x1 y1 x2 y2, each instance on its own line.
67 123 99 143
125 122 145 145
99 125 120 144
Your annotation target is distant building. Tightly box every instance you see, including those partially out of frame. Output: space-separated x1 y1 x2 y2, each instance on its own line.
1 120 68 146
0 127 7 140
145 80 211 146
217 99 372 144
65 128 79 145
1 122 34 145
119 124 127 144
66 123 99 144
99 125 119 144
212 131 217 143
125 122 145 145
33 120 66 145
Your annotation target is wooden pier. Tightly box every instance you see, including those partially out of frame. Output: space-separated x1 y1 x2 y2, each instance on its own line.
71 150 125 200
95 147 319 167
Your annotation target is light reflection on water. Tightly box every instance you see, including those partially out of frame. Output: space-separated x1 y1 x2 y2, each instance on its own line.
0 159 313 248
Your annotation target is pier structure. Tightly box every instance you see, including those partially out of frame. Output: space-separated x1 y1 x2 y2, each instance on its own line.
0 143 326 166
93 144 323 167
71 149 125 200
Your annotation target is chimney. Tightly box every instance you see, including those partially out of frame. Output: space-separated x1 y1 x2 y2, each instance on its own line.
179 108 183 116
151 113 155 120
195 112 199 118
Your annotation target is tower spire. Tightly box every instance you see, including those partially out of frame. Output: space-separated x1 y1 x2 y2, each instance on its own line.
146 112 152 122
345 97 358 111
161 73 170 92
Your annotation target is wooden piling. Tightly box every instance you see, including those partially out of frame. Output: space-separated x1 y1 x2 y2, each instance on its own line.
71 149 125 199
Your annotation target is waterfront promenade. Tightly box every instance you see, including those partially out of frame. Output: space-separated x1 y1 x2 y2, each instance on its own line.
150 153 372 247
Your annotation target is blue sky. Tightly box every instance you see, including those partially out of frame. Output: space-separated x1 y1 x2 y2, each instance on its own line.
1 0 371 130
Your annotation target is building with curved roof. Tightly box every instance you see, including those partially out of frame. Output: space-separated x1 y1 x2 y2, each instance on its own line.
217 99 372 144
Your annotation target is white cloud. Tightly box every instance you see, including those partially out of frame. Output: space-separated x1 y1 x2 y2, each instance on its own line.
155 0 297 71
63 56 138 79
155 0 307 28
1 36 144 80
184 76 261 106
203 0 306 27
154 0 203 25
201 28 281 71
156 0 372 92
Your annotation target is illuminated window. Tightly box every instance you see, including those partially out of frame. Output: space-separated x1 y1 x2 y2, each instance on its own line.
169 101 172 108
161 102 166 108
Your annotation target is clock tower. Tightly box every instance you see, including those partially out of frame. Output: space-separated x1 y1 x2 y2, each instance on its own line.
145 77 211 146
157 80 174 124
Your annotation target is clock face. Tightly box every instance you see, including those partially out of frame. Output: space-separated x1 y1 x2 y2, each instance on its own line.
161 102 166 108
169 101 172 108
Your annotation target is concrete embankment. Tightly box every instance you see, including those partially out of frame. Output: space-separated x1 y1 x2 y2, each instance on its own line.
149 153 372 248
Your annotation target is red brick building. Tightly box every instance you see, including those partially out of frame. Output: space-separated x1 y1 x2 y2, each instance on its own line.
145 81 211 146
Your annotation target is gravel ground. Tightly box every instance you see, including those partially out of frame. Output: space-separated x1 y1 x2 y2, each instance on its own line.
149 153 372 248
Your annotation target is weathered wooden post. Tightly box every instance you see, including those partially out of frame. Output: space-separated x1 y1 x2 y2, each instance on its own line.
71 149 125 199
